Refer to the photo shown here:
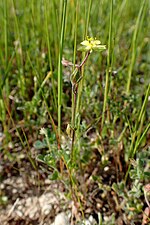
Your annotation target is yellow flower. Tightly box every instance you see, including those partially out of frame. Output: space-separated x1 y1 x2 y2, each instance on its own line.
78 37 106 53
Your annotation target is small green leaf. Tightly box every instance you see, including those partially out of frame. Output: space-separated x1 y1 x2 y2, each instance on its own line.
50 170 59 180
144 172 150 177
34 140 47 149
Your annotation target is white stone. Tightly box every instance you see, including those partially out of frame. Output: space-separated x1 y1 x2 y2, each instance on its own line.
52 212 69 225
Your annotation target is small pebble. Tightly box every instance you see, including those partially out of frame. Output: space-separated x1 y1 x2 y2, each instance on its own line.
52 212 69 225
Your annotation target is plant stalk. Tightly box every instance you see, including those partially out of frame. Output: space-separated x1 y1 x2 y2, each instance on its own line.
70 51 90 162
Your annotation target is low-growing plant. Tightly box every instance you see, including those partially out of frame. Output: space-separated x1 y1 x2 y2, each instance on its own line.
112 148 150 223
34 37 106 222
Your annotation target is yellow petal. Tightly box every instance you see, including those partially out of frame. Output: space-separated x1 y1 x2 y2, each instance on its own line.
85 45 91 50
93 45 106 51
91 40 101 45
81 40 90 46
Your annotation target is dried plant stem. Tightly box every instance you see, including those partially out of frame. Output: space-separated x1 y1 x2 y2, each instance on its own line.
78 51 90 68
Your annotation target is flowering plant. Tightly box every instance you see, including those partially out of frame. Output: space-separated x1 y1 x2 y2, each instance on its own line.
78 36 106 53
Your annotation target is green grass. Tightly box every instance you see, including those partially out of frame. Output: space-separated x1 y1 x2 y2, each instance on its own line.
58 0 67 140
0 0 149 224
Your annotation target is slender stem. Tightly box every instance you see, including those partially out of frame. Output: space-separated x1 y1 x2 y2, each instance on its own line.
128 83 150 159
57 0 67 174
44 0 57 110
125 83 150 183
70 52 90 162
126 0 146 94
4 0 8 68
77 51 90 68
58 0 67 142
71 1 78 133
84 0 92 39
101 0 113 128
71 86 78 161
75 0 92 137
12 0 24 96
